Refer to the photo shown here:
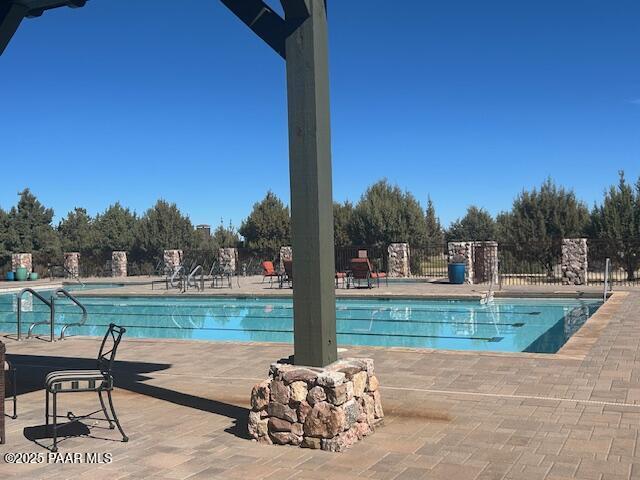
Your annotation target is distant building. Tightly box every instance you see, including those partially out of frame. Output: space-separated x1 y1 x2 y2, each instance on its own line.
196 224 211 238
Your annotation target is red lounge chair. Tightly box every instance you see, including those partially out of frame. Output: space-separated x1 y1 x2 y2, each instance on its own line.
261 261 278 287
349 258 388 288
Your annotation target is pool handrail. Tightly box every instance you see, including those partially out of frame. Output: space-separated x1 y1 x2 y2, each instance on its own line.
186 265 203 291
169 265 184 289
57 288 88 340
18 288 55 342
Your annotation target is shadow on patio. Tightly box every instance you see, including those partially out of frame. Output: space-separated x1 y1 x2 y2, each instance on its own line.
6 353 251 449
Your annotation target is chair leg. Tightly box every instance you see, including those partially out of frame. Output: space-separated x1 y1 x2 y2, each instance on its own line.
98 391 115 429
11 367 17 419
45 390 49 428
106 390 128 442
52 392 58 453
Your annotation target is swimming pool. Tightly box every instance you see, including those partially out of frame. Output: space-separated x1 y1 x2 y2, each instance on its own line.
0 292 601 353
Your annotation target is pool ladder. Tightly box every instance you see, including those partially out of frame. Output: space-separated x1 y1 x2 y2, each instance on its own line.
16 288 88 342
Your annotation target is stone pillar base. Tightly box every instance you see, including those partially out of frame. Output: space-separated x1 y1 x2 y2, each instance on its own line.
163 249 183 274
111 251 127 277
249 358 383 452
11 253 33 274
64 252 80 277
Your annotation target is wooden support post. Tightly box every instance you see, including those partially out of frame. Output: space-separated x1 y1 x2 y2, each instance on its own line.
283 0 337 367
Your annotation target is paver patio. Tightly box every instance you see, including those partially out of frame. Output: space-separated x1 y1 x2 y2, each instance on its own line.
1 284 639 479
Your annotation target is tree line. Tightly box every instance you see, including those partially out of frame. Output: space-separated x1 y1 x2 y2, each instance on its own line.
1 172 639 277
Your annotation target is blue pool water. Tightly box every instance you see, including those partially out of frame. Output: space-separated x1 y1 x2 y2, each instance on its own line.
0 290 601 353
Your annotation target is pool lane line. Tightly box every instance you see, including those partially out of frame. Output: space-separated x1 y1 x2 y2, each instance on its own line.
0 303 550 316
6 322 505 342
0 313 529 328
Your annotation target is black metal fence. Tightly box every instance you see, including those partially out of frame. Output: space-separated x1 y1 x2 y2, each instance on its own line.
587 238 640 286
497 241 562 285
409 244 448 279
2 237 639 286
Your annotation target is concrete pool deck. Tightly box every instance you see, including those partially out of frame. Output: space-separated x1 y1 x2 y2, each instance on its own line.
0 275 618 299
1 282 639 479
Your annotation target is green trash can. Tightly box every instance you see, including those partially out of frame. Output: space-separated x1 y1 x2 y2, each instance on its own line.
29 272 39 281
15 267 28 281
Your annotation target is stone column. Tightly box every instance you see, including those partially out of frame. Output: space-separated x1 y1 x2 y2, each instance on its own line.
111 251 127 277
447 242 473 284
63 252 80 278
279 246 293 272
218 247 238 272
472 241 498 284
387 243 410 277
11 253 33 274
163 249 183 274
249 358 382 451
561 238 588 285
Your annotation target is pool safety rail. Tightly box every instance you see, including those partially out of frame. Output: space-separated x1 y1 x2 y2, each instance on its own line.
16 288 88 341
17 288 53 342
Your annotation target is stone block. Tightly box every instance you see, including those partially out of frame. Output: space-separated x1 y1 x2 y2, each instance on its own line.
268 402 297 423
251 380 270 411
303 402 345 439
307 386 326 405
317 371 345 388
290 381 308 403
270 380 290 404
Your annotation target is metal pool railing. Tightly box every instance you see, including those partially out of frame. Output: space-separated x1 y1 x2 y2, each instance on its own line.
17 288 54 342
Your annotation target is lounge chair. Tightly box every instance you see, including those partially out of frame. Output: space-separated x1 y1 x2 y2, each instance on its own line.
349 258 388 288
261 261 279 287
45 323 128 452
335 271 347 288
280 259 293 288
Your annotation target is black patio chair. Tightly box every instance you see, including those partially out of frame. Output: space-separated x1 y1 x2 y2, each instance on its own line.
45 323 128 452
4 360 17 420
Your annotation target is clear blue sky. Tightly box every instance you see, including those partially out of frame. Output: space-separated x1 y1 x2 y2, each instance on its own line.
1 0 638 228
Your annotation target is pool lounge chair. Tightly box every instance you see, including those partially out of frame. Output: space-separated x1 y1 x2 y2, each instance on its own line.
349 258 388 288
280 259 293 288
261 261 279 287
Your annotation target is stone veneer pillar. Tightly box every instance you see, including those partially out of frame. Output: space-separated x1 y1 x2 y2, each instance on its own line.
447 242 474 284
279 246 293 271
63 252 80 278
387 243 410 277
11 253 32 274
218 247 238 272
561 238 588 285
249 358 383 451
163 249 183 274
111 251 128 277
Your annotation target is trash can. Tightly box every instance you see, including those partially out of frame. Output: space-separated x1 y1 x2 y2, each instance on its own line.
5 271 14 281
29 272 39 281
448 263 465 284
15 267 28 281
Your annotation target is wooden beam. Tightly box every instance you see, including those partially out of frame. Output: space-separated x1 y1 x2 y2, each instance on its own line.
283 0 337 367
0 3 27 56
219 0 287 59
